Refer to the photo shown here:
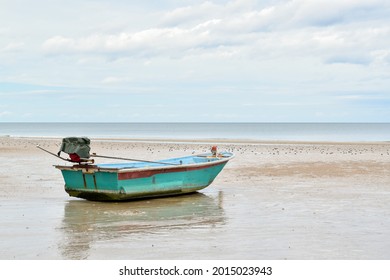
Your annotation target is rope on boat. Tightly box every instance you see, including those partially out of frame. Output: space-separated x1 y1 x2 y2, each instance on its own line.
36 145 94 163
36 145 180 165
90 153 181 166
36 145 72 162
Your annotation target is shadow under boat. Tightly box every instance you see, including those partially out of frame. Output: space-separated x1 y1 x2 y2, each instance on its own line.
58 191 225 259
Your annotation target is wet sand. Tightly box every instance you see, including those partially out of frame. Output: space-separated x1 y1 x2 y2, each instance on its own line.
1 136 390 259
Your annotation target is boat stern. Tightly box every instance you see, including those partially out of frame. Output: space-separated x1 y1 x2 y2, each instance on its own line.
56 165 123 199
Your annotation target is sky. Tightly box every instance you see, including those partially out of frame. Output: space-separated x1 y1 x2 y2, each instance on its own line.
1 0 390 122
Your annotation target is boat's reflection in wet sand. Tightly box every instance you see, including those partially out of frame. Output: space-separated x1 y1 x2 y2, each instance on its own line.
58 192 225 259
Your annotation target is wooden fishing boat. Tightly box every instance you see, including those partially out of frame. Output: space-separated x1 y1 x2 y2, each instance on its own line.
38 138 234 201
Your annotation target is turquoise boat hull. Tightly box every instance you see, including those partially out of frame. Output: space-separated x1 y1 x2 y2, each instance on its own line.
55 152 233 201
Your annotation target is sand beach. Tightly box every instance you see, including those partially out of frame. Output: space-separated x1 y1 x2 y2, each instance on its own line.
0 136 390 259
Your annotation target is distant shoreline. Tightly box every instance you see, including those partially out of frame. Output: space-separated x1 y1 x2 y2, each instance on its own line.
2 123 390 142
2 135 390 146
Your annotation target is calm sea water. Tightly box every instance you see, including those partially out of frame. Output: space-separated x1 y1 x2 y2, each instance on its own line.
0 123 389 142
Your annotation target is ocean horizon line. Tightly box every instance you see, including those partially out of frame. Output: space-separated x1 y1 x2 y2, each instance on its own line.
1 122 390 142
1 121 390 124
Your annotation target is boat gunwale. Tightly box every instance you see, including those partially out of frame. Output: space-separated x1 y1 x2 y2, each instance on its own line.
54 153 234 173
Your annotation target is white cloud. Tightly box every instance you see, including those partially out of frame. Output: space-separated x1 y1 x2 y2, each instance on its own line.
161 2 220 26
40 0 390 65
42 20 229 58
0 111 11 117
0 42 24 52
289 0 389 26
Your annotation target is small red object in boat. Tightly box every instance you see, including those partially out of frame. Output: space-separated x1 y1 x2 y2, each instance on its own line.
69 153 81 163
211 146 217 156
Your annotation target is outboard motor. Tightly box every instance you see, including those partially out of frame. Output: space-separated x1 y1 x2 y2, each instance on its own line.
58 137 91 163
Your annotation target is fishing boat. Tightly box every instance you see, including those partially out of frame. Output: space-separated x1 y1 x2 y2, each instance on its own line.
38 137 234 201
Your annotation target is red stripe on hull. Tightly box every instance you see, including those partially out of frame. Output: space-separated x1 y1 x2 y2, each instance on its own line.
117 161 225 180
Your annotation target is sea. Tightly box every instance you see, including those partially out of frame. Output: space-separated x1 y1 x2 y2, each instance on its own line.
0 122 390 142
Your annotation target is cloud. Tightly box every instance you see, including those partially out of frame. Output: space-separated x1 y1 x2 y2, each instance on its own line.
0 111 11 117
0 42 24 52
40 0 390 65
42 19 232 58
161 2 221 26
325 54 372 65
287 0 390 26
